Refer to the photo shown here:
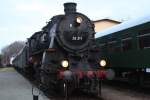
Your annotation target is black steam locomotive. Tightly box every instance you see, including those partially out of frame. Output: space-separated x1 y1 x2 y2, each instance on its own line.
13 2 105 97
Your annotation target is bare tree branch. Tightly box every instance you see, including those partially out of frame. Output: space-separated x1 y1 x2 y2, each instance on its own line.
1 41 25 66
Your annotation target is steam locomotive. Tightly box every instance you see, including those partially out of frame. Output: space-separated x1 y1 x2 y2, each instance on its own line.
12 2 105 97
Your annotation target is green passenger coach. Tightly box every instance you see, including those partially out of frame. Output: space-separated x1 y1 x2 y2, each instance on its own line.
96 15 150 86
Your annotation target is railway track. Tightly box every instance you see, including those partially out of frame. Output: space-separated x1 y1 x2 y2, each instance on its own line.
44 91 102 100
35 81 103 100
4 67 150 100
16 69 103 100
103 80 150 94
16 66 150 100
101 80 150 100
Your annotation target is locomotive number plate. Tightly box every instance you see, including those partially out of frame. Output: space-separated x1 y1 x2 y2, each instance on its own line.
72 36 83 40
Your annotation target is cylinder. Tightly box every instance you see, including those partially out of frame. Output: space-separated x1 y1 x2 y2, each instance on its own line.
64 2 77 14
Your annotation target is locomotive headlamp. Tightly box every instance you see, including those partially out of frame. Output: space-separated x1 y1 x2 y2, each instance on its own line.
76 17 82 23
100 59 106 67
61 60 69 68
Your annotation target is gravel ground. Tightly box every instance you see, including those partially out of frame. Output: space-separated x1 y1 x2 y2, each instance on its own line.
101 84 150 100
0 68 49 100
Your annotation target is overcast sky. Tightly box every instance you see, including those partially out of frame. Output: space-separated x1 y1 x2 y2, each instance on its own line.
0 0 150 52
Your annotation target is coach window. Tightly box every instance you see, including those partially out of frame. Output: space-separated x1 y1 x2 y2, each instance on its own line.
138 32 150 49
108 41 117 53
99 43 106 52
121 37 132 52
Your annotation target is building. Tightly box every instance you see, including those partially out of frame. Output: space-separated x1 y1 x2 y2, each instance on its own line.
93 19 121 32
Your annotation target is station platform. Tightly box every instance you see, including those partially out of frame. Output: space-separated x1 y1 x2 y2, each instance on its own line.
1 67 150 100
0 67 49 100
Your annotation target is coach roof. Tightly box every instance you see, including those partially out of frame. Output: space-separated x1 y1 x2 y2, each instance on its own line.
96 14 150 38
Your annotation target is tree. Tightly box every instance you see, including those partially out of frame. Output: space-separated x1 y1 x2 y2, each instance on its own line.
1 41 25 66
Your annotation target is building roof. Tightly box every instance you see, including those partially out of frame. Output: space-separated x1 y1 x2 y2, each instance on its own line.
93 18 121 24
96 14 150 38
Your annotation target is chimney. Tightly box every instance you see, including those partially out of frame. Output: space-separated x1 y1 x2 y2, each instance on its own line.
64 2 77 14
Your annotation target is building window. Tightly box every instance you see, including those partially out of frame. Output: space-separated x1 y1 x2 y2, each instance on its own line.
121 37 132 51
